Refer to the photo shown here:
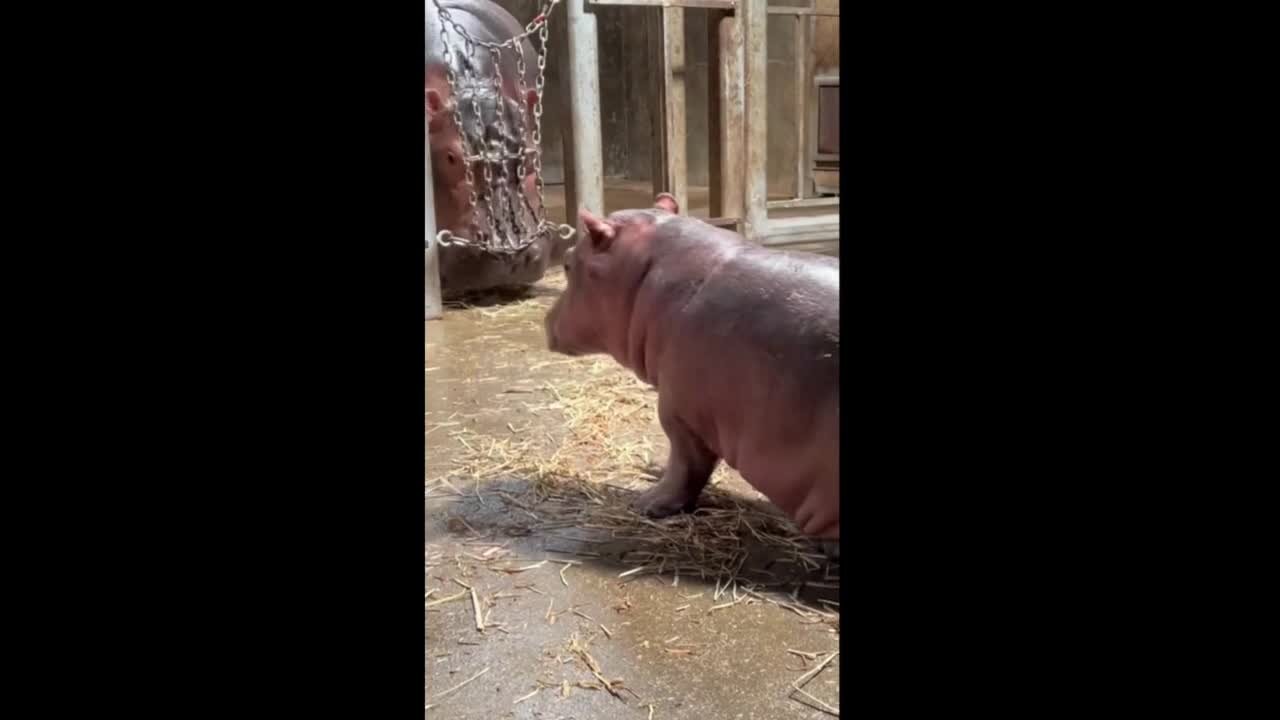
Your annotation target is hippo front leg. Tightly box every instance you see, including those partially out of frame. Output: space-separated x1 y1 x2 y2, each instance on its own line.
631 406 718 518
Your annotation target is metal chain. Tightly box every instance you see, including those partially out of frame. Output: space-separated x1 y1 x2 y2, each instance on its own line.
487 44 518 251
431 0 574 253
532 12 551 231
511 40 540 233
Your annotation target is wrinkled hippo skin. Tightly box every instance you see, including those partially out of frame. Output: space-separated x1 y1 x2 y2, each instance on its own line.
544 194 840 548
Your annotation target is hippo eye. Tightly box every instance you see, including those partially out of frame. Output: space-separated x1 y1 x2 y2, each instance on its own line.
446 152 458 166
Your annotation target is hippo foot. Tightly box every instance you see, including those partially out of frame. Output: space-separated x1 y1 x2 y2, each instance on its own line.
630 482 697 518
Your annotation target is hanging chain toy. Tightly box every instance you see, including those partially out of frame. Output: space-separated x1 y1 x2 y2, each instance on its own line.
431 0 576 254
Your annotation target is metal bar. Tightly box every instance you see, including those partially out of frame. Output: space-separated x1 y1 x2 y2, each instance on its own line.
793 12 808 201
716 10 745 221
741 0 768 241
565 0 605 232
425 136 442 321
661 6 688 214
766 6 838 16
590 0 736 9
766 196 839 210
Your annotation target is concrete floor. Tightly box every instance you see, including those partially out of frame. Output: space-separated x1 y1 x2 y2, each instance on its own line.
426 270 840 719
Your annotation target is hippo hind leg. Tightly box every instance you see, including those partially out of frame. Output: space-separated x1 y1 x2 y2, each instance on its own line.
631 407 717 518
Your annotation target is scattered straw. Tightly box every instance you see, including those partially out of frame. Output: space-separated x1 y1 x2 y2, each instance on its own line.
425 665 490 710
568 633 625 701
789 651 839 717
425 589 468 608
513 688 539 705
469 588 484 631
498 560 547 573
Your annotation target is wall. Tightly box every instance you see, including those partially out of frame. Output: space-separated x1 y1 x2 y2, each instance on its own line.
480 1 839 196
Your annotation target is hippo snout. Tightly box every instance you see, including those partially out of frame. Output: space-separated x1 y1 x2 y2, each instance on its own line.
544 303 584 356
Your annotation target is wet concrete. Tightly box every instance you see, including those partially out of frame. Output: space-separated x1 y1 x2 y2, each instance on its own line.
427 269 840 719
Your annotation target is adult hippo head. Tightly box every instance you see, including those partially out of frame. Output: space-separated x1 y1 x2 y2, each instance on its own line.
426 0 563 296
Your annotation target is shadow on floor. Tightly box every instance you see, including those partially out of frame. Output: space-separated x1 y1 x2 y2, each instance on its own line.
435 472 840 609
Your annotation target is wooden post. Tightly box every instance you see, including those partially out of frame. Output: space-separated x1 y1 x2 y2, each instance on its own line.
565 0 605 231
648 8 666 198
794 11 810 200
741 0 768 241
707 12 723 218
804 9 819 200
556 12 578 225
425 136 443 321
660 6 688 215
715 10 744 226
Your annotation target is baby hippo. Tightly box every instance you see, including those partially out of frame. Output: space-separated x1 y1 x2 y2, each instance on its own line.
544 194 840 554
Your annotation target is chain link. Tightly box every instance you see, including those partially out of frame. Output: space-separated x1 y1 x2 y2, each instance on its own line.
431 0 570 255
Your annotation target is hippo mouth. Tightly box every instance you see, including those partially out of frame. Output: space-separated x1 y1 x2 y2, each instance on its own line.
547 340 585 357
545 328 580 356
544 312 584 356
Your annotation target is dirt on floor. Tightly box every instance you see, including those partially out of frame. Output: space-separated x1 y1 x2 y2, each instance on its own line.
426 268 840 720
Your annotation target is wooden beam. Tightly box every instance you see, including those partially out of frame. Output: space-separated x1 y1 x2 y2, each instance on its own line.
702 216 740 229
793 12 808 200
766 6 839 15
660 6 688 215
555 14 578 226
714 10 744 221
759 213 839 246
648 8 666 198
590 0 736 9
741 0 768 241
805 12 819 199
766 196 839 210
707 11 723 218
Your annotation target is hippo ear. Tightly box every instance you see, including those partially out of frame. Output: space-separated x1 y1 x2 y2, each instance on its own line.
654 193 680 215
578 208 615 252
525 89 538 116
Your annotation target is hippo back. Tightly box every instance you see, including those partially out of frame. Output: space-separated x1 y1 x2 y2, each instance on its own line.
426 0 537 90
